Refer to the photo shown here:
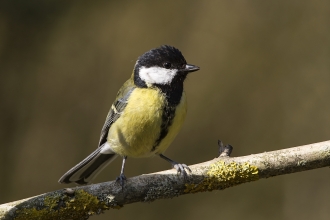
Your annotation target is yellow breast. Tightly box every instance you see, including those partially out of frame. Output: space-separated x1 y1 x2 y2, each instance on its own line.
107 88 187 157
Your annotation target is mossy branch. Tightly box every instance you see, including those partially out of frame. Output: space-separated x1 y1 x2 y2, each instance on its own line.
1 140 330 220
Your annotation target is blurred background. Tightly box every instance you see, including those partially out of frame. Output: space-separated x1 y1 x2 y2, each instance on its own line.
1 1 330 219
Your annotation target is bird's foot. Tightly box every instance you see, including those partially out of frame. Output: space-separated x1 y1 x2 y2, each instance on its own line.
173 163 192 178
116 173 127 188
159 154 191 178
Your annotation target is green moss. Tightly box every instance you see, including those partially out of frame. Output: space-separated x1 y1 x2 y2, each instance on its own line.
185 161 259 193
14 190 110 220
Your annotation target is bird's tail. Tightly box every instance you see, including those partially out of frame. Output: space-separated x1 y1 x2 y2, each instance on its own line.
58 146 118 185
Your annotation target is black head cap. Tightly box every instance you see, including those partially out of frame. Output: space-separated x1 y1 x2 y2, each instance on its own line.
136 45 187 70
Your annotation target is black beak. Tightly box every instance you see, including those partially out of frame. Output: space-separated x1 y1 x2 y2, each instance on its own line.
182 64 200 73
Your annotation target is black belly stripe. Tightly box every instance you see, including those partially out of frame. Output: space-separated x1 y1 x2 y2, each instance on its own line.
151 104 176 152
151 82 184 152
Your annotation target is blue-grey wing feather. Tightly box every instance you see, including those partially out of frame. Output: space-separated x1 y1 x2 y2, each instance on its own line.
98 84 135 147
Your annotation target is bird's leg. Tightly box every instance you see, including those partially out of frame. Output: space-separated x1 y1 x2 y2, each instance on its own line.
159 154 191 177
116 156 127 188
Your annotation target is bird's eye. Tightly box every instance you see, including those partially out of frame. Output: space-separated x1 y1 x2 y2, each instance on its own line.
163 62 172 69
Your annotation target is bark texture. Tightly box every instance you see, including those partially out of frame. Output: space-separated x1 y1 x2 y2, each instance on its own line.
1 140 330 220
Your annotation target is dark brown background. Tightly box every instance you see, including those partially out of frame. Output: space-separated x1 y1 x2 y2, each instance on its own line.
1 1 330 219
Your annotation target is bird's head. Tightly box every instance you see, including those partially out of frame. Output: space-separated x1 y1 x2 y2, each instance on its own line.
134 45 199 88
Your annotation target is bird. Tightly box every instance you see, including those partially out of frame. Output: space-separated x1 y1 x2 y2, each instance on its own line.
58 45 200 186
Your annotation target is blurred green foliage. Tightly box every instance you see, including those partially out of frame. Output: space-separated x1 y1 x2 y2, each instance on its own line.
0 1 330 219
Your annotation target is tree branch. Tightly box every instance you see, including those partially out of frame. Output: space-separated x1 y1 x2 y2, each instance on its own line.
1 140 330 220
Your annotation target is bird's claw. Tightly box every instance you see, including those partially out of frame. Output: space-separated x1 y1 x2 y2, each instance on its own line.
173 163 191 178
116 173 127 188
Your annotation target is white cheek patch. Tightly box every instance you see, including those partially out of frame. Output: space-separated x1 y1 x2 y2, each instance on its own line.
139 66 177 85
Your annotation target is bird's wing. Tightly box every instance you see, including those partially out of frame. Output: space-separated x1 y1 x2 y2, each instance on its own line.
98 79 135 147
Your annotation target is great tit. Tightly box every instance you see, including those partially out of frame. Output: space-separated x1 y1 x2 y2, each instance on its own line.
58 45 200 185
